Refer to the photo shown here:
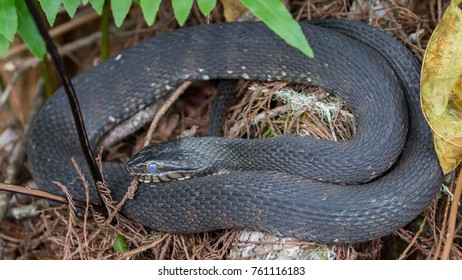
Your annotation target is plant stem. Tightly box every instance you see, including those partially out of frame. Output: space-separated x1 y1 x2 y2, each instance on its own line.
24 0 105 197
0 76 4 92
100 0 111 61
40 59 54 98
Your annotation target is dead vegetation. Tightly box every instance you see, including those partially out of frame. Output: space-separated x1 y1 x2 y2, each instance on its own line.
0 0 461 260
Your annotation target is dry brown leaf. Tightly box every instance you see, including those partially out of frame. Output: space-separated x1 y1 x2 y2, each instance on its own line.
220 0 246 21
421 0 462 173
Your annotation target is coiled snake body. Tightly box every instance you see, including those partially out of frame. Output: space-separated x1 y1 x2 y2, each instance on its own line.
28 20 443 243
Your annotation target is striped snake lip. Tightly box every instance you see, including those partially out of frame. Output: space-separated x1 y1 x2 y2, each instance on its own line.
137 173 191 183
136 170 231 183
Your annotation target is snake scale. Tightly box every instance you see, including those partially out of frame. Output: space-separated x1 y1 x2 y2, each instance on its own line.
28 20 443 243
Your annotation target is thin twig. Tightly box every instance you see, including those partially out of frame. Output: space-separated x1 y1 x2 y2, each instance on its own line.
116 234 170 260
433 177 455 259
437 0 443 22
0 183 99 211
144 81 192 146
4 32 102 74
0 237 3 260
0 71 21 112
399 217 427 259
159 235 173 259
441 169 462 259
2 10 99 61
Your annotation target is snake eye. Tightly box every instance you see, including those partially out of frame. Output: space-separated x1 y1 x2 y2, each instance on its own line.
147 163 158 173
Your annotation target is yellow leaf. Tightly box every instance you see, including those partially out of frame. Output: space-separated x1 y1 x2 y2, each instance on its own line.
421 0 462 173
220 0 246 22
433 132 462 174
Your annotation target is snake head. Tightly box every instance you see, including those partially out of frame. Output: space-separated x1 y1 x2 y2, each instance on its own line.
127 139 213 183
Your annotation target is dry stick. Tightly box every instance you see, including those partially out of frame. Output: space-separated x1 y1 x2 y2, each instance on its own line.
0 183 107 214
2 10 99 61
441 169 462 259
433 177 455 260
0 80 45 224
144 81 193 146
9 15 139 72
159 235 173 259
437 0 443 22
399 217 427 260
181 236 191 260
429 0 437 24
233 245 303 260
0 236 4 260
117 234 171 260
5 32 102 75
0 71 21 111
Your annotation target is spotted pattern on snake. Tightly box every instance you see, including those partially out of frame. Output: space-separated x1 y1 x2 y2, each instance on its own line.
27 20 443 243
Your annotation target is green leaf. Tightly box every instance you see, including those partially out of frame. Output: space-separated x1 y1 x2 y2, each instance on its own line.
113 234 129 252
140 0 160 26
82 0 90 4
38 0 62 27
0 0 17 41
197 0 216 16
62 0 81 18
15 0 46 59
89 0 104 15
240 0 313 58
0 34 9 57
172 0 193 26
111 0 132 27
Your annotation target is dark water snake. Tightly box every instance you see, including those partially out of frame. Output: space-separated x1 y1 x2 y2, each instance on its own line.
28 20 443 243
